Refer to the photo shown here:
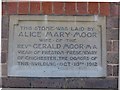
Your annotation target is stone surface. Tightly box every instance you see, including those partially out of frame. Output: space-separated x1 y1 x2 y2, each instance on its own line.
31 78 66 88
83 78 118 88
2 77 117 88
65 78 85 88
2 77 31 88
8 15 106 77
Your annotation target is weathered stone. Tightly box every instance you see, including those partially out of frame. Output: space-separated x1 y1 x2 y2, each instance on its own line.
31 78 66 88
65 78 85 88
2 77 31 88
84 78 118 89
8 15 107 77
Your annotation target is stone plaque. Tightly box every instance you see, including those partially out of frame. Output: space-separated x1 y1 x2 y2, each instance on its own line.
8 15 106 77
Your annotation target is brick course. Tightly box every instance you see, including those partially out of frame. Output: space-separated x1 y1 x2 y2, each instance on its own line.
77 2 87 15
2 2 111 16
8 2 17 14
30 2 41 14
53 2 64 15
100 3 110 16
88 2 98 14
18 2 29 14
42 2 52 15
65 2 76 15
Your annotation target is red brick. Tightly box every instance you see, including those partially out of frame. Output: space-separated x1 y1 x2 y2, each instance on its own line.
2 2 7 15
30 2 40 14
8 2 17 14
53 2 64 15
110 3 119 16
42 2 52 14
88 2 98 14
77 2 87 15
18 2 29 14
119 4 120 16
65 2 76 15
100 2 110 16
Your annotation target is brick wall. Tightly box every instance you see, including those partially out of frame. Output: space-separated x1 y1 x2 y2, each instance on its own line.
1 2 119 89
2 2 110 15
